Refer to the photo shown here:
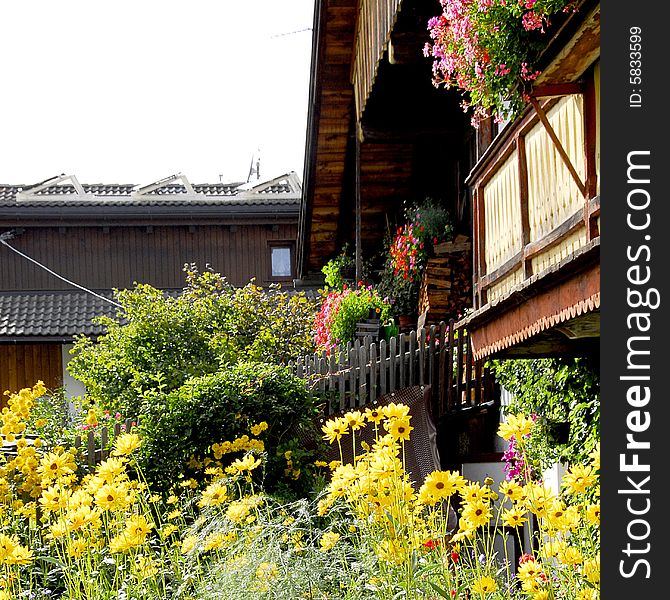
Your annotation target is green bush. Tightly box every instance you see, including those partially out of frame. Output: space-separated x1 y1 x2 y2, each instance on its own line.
137 361 323 498
327 287 391 346
492 356 600 474
68 265 318 418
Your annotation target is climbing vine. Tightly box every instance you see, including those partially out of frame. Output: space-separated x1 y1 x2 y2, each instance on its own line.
492 356 599 475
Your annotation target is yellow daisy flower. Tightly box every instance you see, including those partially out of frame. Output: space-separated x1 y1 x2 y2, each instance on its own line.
321 416 349 443
111 432 142 456
471 575 497 595
319 531 341 552
386 415 413 441
498 414 534 441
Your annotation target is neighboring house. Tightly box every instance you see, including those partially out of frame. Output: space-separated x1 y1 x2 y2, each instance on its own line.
296 0 600 471
0 172 302 396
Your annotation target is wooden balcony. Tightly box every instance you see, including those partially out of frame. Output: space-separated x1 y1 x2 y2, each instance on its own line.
351 0 401 120
469 72 600 312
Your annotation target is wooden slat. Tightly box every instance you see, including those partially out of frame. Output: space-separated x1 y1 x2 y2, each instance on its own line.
474 359 482 407
369 343 377 404
87 432 96 469
349 344 357 411
428 324 436 393
456 327 464 409
358 343 368 407
325 351 334 399
389 335 397 392
446 320 455 411
517 134 531 280
418 327 426 386
398 333 406 389
408 330 416 386
338 348 346 413
465 331 473 407
379 338 387 396
438 321 447 416
7 346 17 394
101 427 109 461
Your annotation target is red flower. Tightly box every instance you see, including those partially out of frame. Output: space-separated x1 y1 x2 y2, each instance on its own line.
423 539 440 550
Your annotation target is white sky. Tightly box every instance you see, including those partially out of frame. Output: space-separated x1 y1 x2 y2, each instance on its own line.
0 0 315 186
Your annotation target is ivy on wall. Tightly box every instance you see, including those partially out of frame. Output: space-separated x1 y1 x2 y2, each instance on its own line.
492 357 600 475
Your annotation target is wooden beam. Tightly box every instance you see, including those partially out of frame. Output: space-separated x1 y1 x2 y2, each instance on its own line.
479 196 600 291
529 96 587 198
582 69 599 241
516 134 531 280
531 83 584 98
355 126 362 283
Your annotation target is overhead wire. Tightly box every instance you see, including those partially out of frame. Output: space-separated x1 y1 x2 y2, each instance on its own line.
0 233 123 309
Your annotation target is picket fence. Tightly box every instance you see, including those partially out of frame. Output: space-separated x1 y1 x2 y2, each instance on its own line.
1 321 495 468
290 319 496 420
72 418 139 469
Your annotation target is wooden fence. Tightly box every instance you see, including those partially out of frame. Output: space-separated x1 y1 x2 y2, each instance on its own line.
1 419 137 466
291 320 496 419
73 418 138 469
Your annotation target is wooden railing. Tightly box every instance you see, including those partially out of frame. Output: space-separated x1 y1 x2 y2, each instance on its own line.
291 320 496 419
352 0 401 120
468 74 600 310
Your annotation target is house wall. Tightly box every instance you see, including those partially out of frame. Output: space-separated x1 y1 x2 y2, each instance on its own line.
61 344 86 400
0 343 62 404
1 223 298 290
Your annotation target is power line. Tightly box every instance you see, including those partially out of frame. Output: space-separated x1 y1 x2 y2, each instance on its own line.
0 233 123 309
269 27 312 39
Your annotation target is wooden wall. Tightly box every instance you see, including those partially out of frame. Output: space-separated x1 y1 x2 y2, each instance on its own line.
1 223 298 291
0 344 62 403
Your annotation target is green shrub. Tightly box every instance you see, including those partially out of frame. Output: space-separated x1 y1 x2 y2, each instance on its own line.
322 287 391 348
491 356 600 474
68 265 318 418
137 361 323 498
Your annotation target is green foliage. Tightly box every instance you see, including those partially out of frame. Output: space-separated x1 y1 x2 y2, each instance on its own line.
321 244 356 291
328 287 391 346
138 362 323 498
376 256 420 317
321 244 375 291
491 357 600 473
404 198 453 249
68 265 318 418
25 387 72 448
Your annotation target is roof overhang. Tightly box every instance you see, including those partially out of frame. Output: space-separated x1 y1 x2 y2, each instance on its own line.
0 202 299 227
458 240 600 360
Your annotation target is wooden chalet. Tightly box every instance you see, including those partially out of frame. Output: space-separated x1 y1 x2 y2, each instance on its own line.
0 172 302 396
297 0 600 468
296 0 474 287
298 0 599 355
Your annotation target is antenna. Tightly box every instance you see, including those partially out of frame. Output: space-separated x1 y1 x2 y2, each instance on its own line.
246 148 261 183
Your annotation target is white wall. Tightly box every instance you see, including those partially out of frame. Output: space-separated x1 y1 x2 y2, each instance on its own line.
61 344 86 401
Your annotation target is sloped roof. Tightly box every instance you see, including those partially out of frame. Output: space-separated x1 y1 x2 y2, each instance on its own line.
0 286 321 342
0 291 121 340
0 172 301 208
